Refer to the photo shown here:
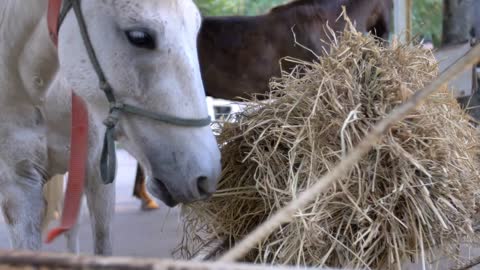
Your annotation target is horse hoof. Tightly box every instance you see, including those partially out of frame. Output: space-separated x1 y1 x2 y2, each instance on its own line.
141 200 160 211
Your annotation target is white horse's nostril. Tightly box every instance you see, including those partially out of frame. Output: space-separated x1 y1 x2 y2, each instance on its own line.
196 176 213 197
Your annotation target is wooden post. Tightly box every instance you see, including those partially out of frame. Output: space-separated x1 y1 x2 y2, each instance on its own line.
393 0 412 42
406 0 412 41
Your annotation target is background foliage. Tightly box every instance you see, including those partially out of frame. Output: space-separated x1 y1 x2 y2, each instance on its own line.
412 0 443 46
195 0 444 46
194 0 288 16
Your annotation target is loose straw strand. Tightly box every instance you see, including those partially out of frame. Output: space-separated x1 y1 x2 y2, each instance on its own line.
218 44 480 263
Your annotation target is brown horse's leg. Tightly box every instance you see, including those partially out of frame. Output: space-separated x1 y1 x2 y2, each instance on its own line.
133 164 159 210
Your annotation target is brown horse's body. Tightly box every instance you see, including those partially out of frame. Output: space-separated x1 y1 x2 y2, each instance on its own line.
199 0 392 100
134 0 393 209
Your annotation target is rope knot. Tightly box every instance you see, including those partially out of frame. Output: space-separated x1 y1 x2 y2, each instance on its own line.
103 117 117 129
103 113 119 129
103 102 124 128
110 102 125 111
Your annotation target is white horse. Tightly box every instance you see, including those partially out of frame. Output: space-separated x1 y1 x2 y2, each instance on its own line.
0 0 221 255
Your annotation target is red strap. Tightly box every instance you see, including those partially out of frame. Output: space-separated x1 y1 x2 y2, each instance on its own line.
46 93 88 243
47 0 62 46
45 0 89 244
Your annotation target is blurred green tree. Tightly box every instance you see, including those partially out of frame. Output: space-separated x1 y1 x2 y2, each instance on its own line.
194 0 288 16
412 0 443 46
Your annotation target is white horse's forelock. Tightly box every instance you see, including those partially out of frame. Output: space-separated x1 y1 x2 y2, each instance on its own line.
0 0 221 256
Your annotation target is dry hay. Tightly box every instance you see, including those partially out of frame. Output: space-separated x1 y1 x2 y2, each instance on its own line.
177 21 480 269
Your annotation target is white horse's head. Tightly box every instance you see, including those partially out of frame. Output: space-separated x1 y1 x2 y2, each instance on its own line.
57 0 221 206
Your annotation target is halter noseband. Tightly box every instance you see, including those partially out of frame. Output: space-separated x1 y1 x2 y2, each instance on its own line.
48 0 211 184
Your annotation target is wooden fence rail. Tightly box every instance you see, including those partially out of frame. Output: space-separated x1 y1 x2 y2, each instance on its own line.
0 250 347 270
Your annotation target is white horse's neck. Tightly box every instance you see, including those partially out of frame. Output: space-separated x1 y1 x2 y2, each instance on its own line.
0 0 58 107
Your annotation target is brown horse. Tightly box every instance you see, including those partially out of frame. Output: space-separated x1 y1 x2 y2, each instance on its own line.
134 0 393 209
200 0 392 100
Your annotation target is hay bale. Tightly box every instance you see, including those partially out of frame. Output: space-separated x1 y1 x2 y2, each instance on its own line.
178 21 480 269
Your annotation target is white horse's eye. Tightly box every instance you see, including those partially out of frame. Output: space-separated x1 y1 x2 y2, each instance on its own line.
125 29 156 50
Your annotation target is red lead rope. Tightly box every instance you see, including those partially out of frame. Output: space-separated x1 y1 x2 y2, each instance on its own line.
47 0 61 47
45 0 89 243
46 93 88 243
